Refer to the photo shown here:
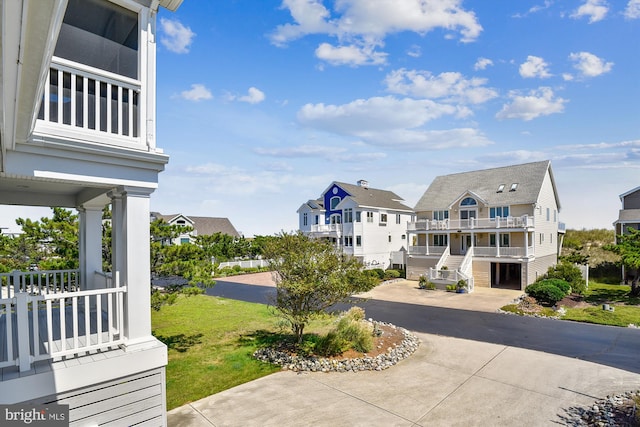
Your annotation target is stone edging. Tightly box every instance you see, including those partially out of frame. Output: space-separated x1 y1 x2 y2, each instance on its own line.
252 321 420 373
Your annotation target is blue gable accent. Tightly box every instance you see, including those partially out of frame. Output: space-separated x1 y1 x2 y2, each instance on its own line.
323 184 351 224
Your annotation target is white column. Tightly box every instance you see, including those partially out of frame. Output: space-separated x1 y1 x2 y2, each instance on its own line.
78 204 104 290
524 232 529 257
496 232 501 257
109 186 154 347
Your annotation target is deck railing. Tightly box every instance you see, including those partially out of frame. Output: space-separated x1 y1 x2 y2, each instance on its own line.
37 57 142 147
408 215 533 231
0 270 125 372
310 224 342 233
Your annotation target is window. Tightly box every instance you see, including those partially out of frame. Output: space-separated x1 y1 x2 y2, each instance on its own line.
366 212 374 223
433 235 448 246
303 213 308 226
490 234 510 247
330 196 341 210
180 237 190 244
56 0 139 79
540 233 544 244
330 215 341 224
344 208 353 223
550 233 553 244
356 235 362 247
380 214 388 223
497 184 505 193
490 206 510 220
401 234 406 240
176 220 186 225
433 210 449 221
344 236 353 247
461 197 477 206
554 210 557 223
510 183 518 191
546 208 550 221
315 215 319 225
355 211 361 222
396 214 401 224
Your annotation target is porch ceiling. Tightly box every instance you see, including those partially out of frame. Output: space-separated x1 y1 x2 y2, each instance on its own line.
0 175 111 208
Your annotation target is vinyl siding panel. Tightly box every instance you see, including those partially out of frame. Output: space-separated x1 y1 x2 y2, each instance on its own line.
623 190 640 210
472 260 490 288
406 257 438 280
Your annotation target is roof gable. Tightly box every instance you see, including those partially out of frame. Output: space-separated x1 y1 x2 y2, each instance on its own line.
415 161 560 211
326 181 413 212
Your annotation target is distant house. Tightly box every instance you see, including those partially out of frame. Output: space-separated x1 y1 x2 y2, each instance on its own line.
407 161 565 291
613 186 640 282
151 212 241 244
298 180 414 270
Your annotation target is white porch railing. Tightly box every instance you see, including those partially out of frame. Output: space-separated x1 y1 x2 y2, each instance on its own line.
37 56 142 147
408 215 533 231
310 224 342 233
473 246 534 258
0 270 125 372
408 245 447 256
0 269 79 298
217 259 271 269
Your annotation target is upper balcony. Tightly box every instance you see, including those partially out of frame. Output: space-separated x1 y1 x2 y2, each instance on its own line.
34 56 145 151
408 215 534 232
310 223 342 236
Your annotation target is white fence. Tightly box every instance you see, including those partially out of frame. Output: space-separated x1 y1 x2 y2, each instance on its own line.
217 260 271 270
0 270 125 372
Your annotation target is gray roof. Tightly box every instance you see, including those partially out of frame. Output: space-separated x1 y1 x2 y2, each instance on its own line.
414 161 558 211
333 182 413 212
616 209 640 222
152 213 240 238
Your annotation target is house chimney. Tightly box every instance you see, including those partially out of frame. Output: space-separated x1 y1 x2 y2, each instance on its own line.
357 179 369 189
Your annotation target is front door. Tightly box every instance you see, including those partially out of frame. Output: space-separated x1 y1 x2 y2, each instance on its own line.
461 235 474 254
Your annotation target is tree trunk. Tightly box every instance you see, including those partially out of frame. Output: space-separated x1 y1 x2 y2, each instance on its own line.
631 275 640 296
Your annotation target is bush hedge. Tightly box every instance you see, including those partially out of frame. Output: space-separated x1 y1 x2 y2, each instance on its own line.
525 279 569 305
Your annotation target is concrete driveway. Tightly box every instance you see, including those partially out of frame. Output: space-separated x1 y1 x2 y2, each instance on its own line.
168 331 640 426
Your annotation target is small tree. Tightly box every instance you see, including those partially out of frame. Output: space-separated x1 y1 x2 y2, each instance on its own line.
607 228 640 295
262 231 378 344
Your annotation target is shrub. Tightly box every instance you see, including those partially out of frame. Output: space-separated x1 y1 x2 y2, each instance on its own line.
315 309 374 355
538 262 587 295
525 281 566 306
446 284 457 292
541 278 571 295
384 269 401 279
372 268 385 280
315 331 350 356
418 275 428 289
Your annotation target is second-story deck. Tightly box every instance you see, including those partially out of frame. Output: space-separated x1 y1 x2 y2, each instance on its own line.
408 215 534 232
34 57 149 152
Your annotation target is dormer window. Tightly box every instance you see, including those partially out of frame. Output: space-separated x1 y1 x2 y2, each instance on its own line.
55 0 139 79
510 183 518 192
497 184 505 193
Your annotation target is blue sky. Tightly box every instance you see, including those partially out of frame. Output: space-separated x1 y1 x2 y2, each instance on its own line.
3 0 640 236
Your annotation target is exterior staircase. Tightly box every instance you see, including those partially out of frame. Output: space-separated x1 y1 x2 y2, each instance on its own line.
442 255 464 272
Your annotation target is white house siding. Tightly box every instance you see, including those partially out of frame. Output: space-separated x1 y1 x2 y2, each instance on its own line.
524 254 557 285
29 368 166 426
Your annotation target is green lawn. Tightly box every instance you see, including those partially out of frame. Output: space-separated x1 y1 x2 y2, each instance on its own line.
561 281 640 327
151 294 283 410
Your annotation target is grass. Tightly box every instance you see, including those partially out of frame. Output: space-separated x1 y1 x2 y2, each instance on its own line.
151 294 282 410
151 293 339 410
500 281 640 327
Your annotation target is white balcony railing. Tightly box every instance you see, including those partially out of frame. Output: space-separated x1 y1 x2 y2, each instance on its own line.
0 270 125 372
310 224 342 234
37 57 142 147
408 245 447 256
408 215 533 232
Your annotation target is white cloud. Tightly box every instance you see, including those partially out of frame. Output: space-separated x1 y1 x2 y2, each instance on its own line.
298 96 456 134
254 145 386 162
569 52 613 78
474 57 493 70
238 87 266 104
625 0 640 19
512 1 553 18
270 0 482 66
571 0 609 23
160 18 195 54
384 69 498 104
496 87 567 121
179 84 212 101
359 128 493 150
519 55 552 78
407 45 422 58
315 43 387 66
